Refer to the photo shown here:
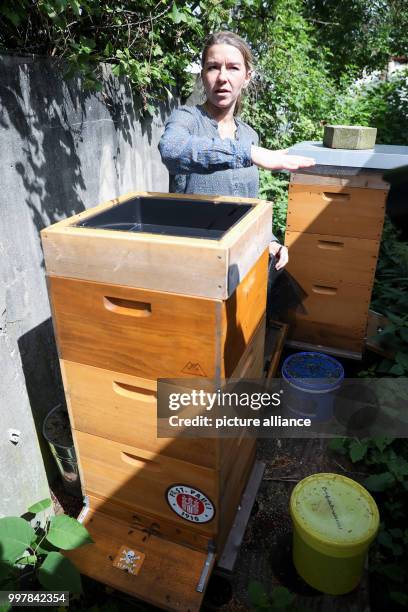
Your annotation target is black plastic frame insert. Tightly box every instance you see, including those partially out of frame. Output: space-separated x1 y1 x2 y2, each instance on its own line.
74 196 253 240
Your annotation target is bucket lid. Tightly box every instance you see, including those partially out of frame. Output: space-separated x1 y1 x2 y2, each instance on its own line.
282 352 344 391
290 473 379 556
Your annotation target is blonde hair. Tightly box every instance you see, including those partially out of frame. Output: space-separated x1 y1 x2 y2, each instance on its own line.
201 31 254 115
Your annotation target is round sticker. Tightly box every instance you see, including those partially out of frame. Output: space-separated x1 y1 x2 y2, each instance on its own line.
166 484 215 523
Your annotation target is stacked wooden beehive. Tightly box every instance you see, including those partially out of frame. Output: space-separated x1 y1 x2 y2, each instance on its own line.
41 191 272 610
284 172 389 357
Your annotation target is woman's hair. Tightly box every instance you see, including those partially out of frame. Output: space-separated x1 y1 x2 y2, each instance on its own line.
201 31 254 115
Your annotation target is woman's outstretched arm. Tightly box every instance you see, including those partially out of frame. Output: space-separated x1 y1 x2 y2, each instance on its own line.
158 107 253 175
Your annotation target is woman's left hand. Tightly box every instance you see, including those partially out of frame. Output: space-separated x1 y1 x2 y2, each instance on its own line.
269 241 289 270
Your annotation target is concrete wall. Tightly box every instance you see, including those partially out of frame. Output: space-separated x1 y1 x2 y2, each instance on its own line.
0 54 173 517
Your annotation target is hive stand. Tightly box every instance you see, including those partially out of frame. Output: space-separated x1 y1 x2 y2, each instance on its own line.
41 192 272 611
284 143 408 359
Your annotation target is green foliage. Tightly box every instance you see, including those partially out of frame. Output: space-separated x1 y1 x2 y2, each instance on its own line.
329 438 408 604
2 0 407 121
361 218 408 377
0 0 234 112
0 518 35 563
240 0 335 149
259 171 290 241
329 69 408 145
0 499 93 596
38 551 83 593
249 580 296 611
28 498 53 514
303 0 408 79
46 515 93 550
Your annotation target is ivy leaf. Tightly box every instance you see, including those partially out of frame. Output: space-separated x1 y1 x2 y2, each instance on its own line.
38 552 82 593
328 438 347 454
68 0 82 17
46 515 93 550
349 439 369 463
364 472 395 492
27 498 52 514
111 65 121 77
0 518 35 562
170 3 183 24
104 42 114 57
373 437 394 452
386 456 408 480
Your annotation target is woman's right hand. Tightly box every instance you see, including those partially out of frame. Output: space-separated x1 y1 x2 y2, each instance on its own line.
251 146 315 171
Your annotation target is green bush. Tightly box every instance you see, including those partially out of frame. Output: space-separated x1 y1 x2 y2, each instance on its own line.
0 498 93 610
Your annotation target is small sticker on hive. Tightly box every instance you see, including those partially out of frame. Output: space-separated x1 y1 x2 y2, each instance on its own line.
166 484 215 523
112 546 145 575
181 362 207 376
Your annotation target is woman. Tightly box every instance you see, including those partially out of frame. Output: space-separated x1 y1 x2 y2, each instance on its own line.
159 31 315 270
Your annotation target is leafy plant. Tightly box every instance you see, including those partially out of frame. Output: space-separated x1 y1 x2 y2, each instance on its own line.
328 438 408 608
0 498 93 610
249 581 296 611
360 218 408 376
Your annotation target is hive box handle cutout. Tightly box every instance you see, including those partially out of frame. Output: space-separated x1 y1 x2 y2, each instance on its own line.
121 451 161 471
113 381 157 403
322 192 351 202
317 240 344 250
103 296 152 317
312 285 338 296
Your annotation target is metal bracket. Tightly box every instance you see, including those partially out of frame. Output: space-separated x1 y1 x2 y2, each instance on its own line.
196 549 216 593
77 495 90 524
217 460 265 573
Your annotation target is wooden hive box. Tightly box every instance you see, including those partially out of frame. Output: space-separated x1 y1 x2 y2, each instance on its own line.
283 142 408 358
41 191 272 610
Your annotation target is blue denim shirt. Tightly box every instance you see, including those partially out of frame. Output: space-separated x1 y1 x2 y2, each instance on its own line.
158 104 260 198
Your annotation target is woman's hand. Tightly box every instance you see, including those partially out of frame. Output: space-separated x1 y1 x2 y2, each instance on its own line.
269 241 289 270
251 146 315 171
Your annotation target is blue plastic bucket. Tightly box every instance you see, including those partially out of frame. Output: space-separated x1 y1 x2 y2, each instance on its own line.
281 352 344 422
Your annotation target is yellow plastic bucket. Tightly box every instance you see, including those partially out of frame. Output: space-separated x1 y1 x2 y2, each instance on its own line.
289 473 379 595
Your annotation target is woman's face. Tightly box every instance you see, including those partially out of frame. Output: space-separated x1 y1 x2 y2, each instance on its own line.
201 43 251 110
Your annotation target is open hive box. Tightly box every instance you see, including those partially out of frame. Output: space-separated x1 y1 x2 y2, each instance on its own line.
41 191 272 611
